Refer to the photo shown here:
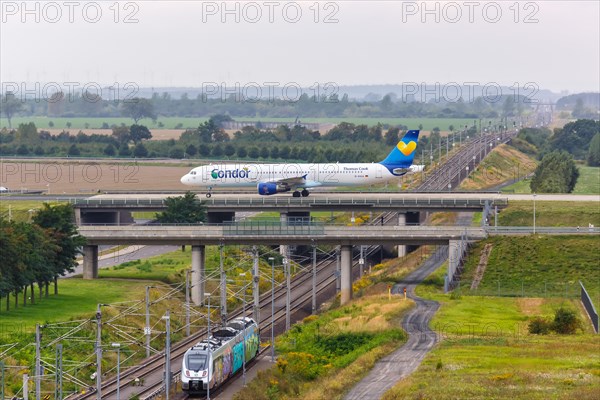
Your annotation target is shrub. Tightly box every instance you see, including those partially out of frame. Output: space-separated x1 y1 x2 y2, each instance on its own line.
552 307 581 334
528 316 552 334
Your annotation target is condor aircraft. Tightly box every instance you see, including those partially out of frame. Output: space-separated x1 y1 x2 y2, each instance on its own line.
180 130 423 197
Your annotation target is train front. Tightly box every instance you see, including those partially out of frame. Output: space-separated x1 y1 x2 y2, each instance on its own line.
181 348 211 393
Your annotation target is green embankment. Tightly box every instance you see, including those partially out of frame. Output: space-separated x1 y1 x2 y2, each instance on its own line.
460 144 537 190
459 236 600 301
497 201 600 227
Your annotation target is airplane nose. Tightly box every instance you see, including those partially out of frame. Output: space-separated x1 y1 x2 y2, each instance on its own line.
180 175 187 185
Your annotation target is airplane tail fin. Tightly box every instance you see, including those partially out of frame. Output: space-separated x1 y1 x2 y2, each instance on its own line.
379 130 420 173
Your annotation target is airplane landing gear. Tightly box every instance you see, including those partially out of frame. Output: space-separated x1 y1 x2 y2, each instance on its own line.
301 189 310 197
292 191 301 197
206 187 213 198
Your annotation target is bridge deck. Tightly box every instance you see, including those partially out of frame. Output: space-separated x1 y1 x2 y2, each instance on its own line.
78 224 486 246
72 192 512 213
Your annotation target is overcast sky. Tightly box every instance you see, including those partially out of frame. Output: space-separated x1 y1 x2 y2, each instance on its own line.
1 1 599 94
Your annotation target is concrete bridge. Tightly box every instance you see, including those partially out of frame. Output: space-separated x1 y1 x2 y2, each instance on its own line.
72 193 508 224
78 223 486 305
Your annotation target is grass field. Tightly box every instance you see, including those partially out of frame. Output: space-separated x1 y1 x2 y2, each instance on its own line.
497 201 600 227
0 279 150 331
383 261 600 400
503 166 600 195
459 236 600 302
0 199 65 222
1 116 476 131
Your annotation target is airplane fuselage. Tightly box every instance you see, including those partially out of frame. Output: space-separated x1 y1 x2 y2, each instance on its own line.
181 162 422 188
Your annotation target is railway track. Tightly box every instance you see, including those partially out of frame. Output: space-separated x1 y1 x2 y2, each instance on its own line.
70 213 391 400
417 131 517 192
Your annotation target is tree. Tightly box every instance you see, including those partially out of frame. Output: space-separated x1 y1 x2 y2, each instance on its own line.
212 144 223 157
133 143 148 158
16 122 38 143
186 144 198 157
530 151 579 193
169 147 184 159
0 92 24 129
33 203 85 295
224 144 236 157
587 133 600 166
248 146 259 159
118 143 131 157
68 144 80 156
237 146 247 158
120 98 157 123
209 114 233 127
550 119 600 159
104 144 116 156
129 124 152 144
260 147 270 159
270 146 279 159
385 127 400 146
112 125 131 143
199 144 211 157
156 192 206 223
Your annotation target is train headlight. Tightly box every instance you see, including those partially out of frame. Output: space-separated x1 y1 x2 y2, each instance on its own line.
185 370 191 377
202 370 207 377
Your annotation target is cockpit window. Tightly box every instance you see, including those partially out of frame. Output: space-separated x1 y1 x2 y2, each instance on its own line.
187 353 207 371
190 171 197 175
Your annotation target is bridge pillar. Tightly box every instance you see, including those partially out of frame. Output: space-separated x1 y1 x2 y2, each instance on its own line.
82 245 98 279
191 245 206 306
74 208 82 225
279 212 288 256
397 213 407 257
340 245 353 305
448 240 460 287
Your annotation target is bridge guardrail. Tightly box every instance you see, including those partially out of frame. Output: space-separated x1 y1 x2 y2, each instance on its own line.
70 197 508 208
487 226 600 235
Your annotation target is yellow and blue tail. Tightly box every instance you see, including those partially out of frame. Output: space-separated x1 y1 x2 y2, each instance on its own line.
379 130 420 175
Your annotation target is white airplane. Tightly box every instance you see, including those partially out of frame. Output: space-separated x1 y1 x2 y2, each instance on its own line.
180 130 423 197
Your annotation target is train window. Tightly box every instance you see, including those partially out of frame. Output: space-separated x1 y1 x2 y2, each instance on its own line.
187 354 207 371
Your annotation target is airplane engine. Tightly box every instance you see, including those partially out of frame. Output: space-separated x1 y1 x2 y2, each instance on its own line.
257 182 290 195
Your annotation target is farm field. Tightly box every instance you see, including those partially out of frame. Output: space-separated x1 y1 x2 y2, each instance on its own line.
0 160 192 192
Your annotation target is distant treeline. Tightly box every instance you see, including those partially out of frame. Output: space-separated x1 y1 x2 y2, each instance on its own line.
0 118 480 164
2 89 534 121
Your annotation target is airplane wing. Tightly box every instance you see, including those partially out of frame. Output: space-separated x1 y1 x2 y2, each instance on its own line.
257 174 323 195
274 175 308 187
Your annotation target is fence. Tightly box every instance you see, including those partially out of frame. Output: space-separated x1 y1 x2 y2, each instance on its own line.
455 280 599 300
580 281 599 333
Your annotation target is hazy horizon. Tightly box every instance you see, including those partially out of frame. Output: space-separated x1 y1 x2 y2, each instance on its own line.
2 1 599 94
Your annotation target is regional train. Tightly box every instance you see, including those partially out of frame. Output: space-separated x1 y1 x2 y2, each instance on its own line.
181 317 260 394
